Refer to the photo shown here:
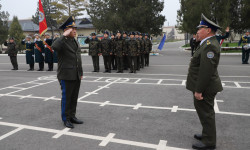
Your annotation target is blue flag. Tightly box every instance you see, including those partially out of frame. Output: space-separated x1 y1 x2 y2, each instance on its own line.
158 33 166 50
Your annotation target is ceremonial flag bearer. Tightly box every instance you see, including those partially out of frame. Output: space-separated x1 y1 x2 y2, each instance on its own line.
52 16 83 128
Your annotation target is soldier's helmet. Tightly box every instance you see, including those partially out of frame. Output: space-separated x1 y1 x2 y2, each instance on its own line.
9 37 15 40
144 33 149 37
129 32 135 36
117 30 121 34
135 31 140 35
197 13 221 32
54 33 60 36
103 31 109 35
123 31 128 35
91 32 96 36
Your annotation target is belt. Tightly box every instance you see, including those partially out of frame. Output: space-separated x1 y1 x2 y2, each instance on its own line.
26 49 32 51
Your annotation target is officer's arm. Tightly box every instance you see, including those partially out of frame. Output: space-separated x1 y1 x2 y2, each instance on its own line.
195 45 217 93
221 32 230 39
84 37 90 44
51 36 66 52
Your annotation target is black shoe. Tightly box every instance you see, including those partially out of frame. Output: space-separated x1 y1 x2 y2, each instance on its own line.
63 120 74 128
116 71 121 73
47 69 53 71
129 71 133 73
108 70 111 73
124 68 128 70
92 70 97 72
37 69 44 71
11 68 16 70
27 69 33 71
194 134 202 140
96 70 99 72
192 141 216 150
70 117 83 124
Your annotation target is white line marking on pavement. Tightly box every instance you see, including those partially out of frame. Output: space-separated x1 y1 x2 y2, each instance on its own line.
0 117 2 120
133 103 142 110
99 133 116 146
134 79 141 83
8 87 26 90
78 78 121 101
85 92 98 95
44 96 56 101
19 94 32 99
157 79 163 84
171 106 178 112
0 121 189 150
214 97 220 113
0 127 23 141
157 140 167 150
234 82 241 88
100 101 110 107
181 80 186 86
52 128 71 139
2 93 250 117
94 77 103 81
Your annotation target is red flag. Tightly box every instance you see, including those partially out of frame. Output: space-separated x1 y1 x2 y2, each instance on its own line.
220 39 224 46
39 0 48 36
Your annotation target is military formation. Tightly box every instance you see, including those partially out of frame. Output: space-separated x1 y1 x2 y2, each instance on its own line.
85 31 152 73
4 33 59 71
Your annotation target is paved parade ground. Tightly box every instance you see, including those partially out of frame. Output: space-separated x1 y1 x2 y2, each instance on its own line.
0 41 250 150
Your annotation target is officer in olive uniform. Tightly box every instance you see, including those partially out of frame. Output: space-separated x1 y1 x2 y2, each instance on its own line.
186 14 223 150
238 30 250 64
52 16 83 128
85 33 101 72
115 31 125 73
4 37 18 70
34 34 45 71
53 33 60 63
122 31 130 70
110 33 117 70
135 32 142 71
44 33 54 71
21 36 35 71
127 32 140 73
139 33 145 68
144 33 152 66
100 31 112 73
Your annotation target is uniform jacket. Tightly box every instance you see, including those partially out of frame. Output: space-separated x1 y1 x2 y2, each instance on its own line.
238 35 250 46
216 32 230 44
186 36 223 93
115 37 124 57
52 36 83 80
140 38 146 54
53 37 59 63
127 38 140 56
100 38 112 56
34 39 45 63
21 40 34 64
4 42 18 56
44 38 54 63
85 37 100 56
123 37 129 55
144 38 152 53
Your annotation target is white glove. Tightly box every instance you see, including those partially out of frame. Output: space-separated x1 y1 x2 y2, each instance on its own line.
63 28 73 36
32 55 34 57
42 53 45 56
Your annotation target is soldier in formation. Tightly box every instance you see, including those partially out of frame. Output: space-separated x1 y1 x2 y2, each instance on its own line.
85 33 101 72
21 36 34 71
238 30 250 64
100 31 112 73
4 37 18 70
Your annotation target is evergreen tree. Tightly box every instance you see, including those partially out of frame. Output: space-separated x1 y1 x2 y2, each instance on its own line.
9 16 25 50
87 0 165 36
50 0 86 25
0 1 9 53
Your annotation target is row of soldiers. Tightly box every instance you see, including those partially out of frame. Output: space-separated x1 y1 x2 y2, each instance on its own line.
4 33 59 71
85 31 152 73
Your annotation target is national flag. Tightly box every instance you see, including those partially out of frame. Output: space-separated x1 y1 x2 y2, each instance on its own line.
158 33 166 50
39 0 48 36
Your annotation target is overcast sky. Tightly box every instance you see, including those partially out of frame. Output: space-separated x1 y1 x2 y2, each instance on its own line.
1 0 180 26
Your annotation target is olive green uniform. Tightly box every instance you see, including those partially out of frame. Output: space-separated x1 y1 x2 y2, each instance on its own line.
85 37 101 72
100 38 112 72
127 38 140 73
186 36 223 146
114 37 125 72
4 41 18 70
144 38 152 66
52 36 83 122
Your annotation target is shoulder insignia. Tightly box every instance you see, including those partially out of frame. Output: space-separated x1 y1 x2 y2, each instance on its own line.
207 51 214 58
207 40 211 45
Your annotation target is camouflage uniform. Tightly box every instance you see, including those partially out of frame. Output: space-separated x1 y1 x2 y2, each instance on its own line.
127 37 140 73
114 36 125 73
100 37 112 72
144 37 152 66
85 37 101 72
